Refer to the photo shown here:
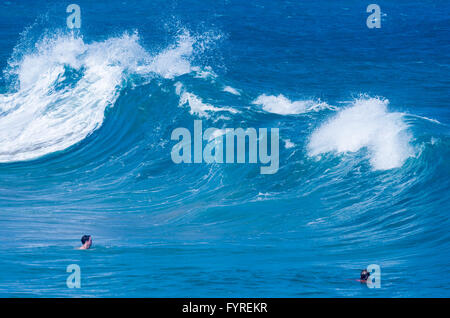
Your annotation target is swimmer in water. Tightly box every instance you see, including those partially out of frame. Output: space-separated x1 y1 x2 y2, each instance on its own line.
78 235 92 250
359 269 370 283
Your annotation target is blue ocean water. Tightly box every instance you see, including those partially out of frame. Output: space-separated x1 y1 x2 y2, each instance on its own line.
0 0 449 297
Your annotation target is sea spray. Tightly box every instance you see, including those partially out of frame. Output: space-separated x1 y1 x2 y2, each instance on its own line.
307 97 414 170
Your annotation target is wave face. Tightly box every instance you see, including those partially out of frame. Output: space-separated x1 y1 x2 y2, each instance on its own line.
0 0 449 297
0 31 197 162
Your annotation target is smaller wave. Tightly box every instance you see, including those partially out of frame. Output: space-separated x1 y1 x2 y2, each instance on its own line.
252 94 333 115
307 97 414 170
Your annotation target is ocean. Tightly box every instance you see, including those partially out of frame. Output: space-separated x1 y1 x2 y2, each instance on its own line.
0 0 449 297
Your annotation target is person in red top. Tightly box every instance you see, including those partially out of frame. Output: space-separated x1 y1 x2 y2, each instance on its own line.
358 269 370 283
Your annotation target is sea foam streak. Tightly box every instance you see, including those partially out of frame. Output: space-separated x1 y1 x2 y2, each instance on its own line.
307 97 414 170
253 94 332 115
0 31 202 163
175 82 238 118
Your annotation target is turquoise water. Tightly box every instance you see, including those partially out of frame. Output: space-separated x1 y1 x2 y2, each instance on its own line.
0 0 449 297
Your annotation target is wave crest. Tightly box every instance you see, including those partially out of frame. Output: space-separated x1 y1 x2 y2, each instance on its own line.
307 97 414 170
252 94 332 115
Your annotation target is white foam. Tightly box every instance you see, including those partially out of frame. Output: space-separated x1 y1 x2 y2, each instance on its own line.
146 32 194 79
252 94 332 115
175 82 237 118
283 139 295 149
142 31 219 80
192 66 217 80
223 86 240 96
307 97 414 170
405 114 442 125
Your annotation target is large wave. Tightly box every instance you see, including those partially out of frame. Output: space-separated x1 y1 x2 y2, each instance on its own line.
0 27 438 176
0 30 207 163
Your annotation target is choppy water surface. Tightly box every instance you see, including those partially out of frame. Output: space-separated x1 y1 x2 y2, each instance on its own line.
0 0 449 297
